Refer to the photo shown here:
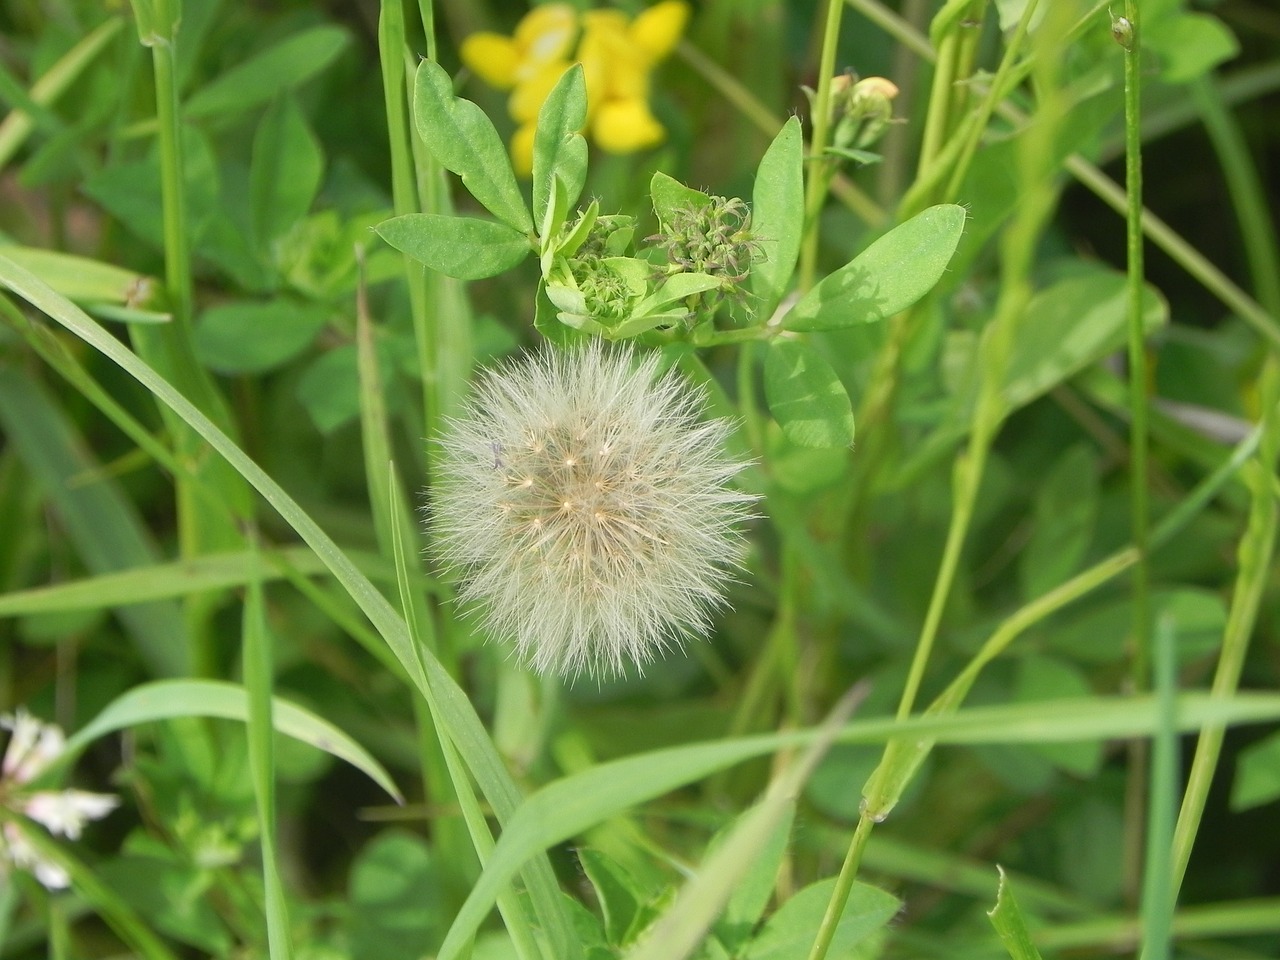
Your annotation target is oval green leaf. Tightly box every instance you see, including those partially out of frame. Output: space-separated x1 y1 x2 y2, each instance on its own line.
414 59 532 233
750 117 803 314
375 213 530 280
764 339 855 448
785 203 966 331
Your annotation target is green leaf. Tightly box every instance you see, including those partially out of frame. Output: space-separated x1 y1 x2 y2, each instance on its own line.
988 867 1045 960
651 171 711 226
636 272 722 314
784 204 966 331
742 879 900 959
242 561 294 960
57 679 402 803
250 95 323 249
349 832 448 960
297 342 393 434
764 340 855 448
750 117 803 313
195 300 330 374
375 213 530 280
0 246 162 312
413 59 532 233
184 26 349 120
1018 445 1098 599
1147 13 1239 85
1231 731 1280 811
717 809 795 950
0 548 392 616
579 849 648 946
0 369 187 676
1013 656 1103 777
533 64 588 228
1000 272 1167 411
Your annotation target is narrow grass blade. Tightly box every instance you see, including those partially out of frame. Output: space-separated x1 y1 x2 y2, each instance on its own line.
434 690 1280 959
243 553 294 959
54 679 401 803
988 867 1044 960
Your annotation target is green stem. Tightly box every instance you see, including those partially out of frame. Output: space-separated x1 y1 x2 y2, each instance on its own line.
797 0 846 293
1118 0 1152 905
1166 60 1280 902
807 814 875 960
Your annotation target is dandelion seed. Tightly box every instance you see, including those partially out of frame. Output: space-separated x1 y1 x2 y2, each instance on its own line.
430 342 755 680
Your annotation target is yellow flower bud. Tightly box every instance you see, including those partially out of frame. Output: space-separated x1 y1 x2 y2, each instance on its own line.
460 32 522 89
630 1 690 63
592 97 665 154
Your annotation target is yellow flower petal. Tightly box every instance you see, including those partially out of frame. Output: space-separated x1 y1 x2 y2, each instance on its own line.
461 33 522 89
591 98 665 154
509 61 569 124
514 3 578 73
510 122 538 178
630 1 690 63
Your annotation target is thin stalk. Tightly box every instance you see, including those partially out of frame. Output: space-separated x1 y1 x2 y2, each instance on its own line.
1138 615 1177 960
1167 60 1280 899
941 0 1038 201
806 814 875 960
797 0 847 293
131 0 250 677
1118 0 1152 905
379 1 434 464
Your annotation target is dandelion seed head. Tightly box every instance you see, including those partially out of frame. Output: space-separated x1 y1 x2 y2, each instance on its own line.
431 342 755 680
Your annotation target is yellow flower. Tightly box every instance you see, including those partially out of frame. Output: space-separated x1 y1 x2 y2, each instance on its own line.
460 2 691 175
460 3 577 91
592 98 665 154
510 121 538 178
630 0 690 62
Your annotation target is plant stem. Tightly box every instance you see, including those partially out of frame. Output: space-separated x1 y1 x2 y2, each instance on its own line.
806 814 875 960
797 0 846 293
1166 64 1280 903
1118 0 1152 905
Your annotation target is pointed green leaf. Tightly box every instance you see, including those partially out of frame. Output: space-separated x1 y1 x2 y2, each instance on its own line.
988 868 1044 960
184 26 349 120
750 117 803 313
764 340 855 448
784 204 966 331
375 213 530 280
250 95 323 248
533 64 588 227
414 59 532 232
651 172 711 225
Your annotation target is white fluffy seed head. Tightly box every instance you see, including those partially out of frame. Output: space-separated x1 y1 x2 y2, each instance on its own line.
430 342 756 680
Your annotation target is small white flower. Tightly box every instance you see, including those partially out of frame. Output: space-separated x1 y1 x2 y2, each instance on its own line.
431 342 755 679
1 708 65 785
1 709 117 890
22 790 120 840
